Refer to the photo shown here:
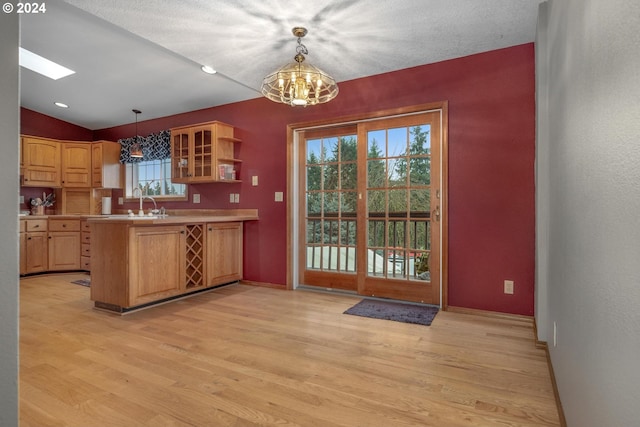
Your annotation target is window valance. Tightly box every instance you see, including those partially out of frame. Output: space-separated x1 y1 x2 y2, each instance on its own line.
119 130 171 164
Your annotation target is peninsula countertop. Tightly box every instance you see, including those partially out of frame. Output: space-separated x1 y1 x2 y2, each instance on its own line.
86 209 258 225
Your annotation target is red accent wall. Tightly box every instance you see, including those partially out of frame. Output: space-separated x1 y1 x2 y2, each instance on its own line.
25 44 536 316
20 108 93 140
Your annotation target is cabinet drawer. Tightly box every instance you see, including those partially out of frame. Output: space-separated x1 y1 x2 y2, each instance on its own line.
81 243 91 257
81 220 91 232
26 219 48 232
81 231 91 244
49 219 81 232
81 256 91 270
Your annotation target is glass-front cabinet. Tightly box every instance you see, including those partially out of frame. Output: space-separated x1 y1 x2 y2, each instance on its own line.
170 121 241 183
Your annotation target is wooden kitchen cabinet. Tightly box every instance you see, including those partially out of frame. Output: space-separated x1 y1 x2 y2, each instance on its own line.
21 136 61 187
206 222 243 286
127 225 186 307
92 141 122 188
23 219 48 274
61 142 91 187
48 218 81 271
90 218 248 312
80 220 91 270
19 220 26 275
170 121 241 183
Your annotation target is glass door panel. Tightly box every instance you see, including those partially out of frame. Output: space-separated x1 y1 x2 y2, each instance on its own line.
171 132 190 182
302 127 358 289
192 128 212 179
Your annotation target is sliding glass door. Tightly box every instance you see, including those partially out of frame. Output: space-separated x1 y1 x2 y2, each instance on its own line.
299 110 442 304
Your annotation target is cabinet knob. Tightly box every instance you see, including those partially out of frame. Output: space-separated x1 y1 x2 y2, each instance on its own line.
34 224 39 228
62 224 67 228
27 237 31 240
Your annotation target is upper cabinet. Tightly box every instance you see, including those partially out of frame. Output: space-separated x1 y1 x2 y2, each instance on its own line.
61 142 91 187
170 121 241 183
92 141 121 188
21 136 61 187
21 136 122 190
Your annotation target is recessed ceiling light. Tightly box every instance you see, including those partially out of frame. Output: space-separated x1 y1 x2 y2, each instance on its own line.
54 102 69 108
19 47 75 80
201 65 216 74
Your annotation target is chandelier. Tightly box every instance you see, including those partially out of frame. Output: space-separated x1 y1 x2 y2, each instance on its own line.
261 27 338 106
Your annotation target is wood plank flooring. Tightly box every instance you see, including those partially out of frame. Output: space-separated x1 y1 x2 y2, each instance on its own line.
20 273 560 427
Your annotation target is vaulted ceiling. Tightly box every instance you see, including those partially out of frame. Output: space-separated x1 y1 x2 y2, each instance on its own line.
19 0 543 130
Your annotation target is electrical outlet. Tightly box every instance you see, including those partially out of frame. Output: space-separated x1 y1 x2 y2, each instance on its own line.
504 280 514 294
252 176 258 186
118 197 124 205
234 193 239 203
275 191 283 202
19 195 24 204
193 194 200 203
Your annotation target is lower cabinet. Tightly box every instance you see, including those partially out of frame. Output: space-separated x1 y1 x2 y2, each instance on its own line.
48 219 81 271
90 221 243 312
128 225 186 307
206 222 242 286
22 219 48 274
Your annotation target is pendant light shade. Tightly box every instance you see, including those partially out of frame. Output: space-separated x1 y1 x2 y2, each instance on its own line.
261 27 338 107
130 109 143 158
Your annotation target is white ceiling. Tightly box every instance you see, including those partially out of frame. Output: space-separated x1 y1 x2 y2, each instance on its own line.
19 0 543 130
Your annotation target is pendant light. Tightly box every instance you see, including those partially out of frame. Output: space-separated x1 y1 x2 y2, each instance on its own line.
261 27 338 106
130 109 143 158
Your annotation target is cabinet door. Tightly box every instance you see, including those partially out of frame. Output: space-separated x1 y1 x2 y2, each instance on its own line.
22 137 61 187
190 126 214 181
19 232 26 275
92 141 122 188
48 231 81 271
128 226 186 307
25 232 48 273
62 143 91 187
206 222 242 286
171 131 191 183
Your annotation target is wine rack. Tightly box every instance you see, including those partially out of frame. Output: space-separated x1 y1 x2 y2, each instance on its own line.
184 224 204 288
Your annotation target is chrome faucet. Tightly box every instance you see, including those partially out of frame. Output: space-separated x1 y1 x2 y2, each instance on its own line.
132 188 158 216
144 196 158 214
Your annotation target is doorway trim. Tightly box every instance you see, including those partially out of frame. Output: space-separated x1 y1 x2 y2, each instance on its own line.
285 101 449 309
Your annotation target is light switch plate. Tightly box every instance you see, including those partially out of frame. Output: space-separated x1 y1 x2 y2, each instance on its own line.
229 193 235 203
234 193 239 203
118 197 124 205
252 176 258 186
19 195 24 204
504 280 514 294
275 192 283 202
193 194 201 203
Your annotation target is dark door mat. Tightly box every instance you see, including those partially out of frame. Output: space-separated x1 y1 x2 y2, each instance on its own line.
344 298 439 326
71 279 90 287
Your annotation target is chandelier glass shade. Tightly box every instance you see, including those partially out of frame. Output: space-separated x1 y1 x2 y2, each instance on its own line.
261 27 338 106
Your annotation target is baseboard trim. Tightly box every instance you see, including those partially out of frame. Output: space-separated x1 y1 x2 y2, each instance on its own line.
240 280 286 289
446 306 534 323
540 340 567 427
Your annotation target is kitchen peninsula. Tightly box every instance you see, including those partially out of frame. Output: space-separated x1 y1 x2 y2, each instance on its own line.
88 209 258 313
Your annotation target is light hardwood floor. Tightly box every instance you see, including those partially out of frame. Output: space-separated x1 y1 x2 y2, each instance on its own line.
20 273 560 427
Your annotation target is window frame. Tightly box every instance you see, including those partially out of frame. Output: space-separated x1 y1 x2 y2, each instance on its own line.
123 158 188 202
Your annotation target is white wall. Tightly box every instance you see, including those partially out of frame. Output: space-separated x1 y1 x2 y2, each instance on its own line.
536 0 640 425
0 10 20 427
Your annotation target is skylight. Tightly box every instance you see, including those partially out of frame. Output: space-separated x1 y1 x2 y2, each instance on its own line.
19 47 75 80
